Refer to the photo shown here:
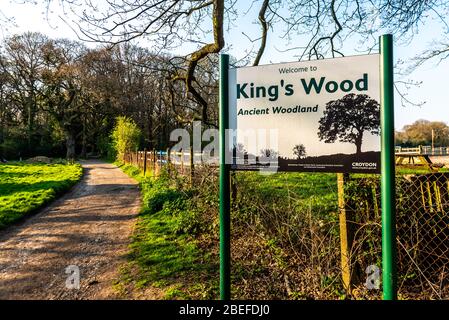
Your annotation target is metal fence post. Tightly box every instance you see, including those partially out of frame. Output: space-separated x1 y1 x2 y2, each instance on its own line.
219 54 231 300
380 33 397 300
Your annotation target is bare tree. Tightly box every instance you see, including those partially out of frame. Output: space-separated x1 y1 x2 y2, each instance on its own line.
3 32 48 149
21 0 401 124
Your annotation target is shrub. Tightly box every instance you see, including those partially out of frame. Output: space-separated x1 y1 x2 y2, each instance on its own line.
111 116 141 160
97 135 116 161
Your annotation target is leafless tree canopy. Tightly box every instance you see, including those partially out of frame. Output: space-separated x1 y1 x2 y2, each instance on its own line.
2 0 449 159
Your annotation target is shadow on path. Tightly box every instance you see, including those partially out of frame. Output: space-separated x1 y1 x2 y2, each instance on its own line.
0 160 141 300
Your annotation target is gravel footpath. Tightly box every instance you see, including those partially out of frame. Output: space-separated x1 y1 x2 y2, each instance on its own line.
0 160 141 299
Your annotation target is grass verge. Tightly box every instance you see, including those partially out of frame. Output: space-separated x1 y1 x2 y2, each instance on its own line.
115 163 218 300
0 161 82 229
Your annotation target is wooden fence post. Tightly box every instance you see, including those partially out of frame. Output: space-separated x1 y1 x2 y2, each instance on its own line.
190 145 194 185
166 148 170 176
181 151 184 175
337 173 354 295
143 148 147 177
140 151 142 170
152 148 157 177
159 150 162 175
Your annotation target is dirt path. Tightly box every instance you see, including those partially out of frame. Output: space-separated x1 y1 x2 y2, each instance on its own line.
0 160 141 300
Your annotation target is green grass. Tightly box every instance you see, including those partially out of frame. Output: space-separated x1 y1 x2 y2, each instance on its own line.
117 163 217 299
396 166 449 174
236 171 337 198
236 166 449 203
0 162 82 229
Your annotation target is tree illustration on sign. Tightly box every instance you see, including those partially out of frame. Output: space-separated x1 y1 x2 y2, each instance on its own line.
293 144 307 159
318 93 380 154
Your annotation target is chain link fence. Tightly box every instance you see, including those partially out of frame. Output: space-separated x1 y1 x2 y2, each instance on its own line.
123 151 449 299
346 172 449 299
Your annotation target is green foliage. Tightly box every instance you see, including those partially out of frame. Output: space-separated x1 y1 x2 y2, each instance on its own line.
97 135 116 161
0 162 82 229
111 116 141 160
174 205 205 235
0 127 29 160
163 285 189 300
143 182 184 215
0 139 26 160
117 164 217 299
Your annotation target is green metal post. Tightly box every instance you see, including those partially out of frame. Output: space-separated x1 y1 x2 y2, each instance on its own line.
219 54 231 300
380 34 397 300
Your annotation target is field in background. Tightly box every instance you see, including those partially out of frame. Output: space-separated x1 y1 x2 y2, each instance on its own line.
0 162 82 229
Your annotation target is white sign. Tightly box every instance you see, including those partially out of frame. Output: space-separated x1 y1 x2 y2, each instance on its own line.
228 54 381 173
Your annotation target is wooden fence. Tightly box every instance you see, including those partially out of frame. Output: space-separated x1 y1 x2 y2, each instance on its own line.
122 149 216 179
396 145 449 156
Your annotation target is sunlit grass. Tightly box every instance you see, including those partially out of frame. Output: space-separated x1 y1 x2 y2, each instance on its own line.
0 162 82 229
117 163 217 299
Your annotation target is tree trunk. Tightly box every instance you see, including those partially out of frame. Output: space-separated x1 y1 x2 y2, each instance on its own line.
26 96 34 154
80 116 87 159
0 117 4 160
355 133 363 154
66 131 76 161
147 104 153 149
0 101 4 159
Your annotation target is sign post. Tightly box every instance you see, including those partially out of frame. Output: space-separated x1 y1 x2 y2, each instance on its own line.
221 40 395 299
380 34 397 300
219 54 231 300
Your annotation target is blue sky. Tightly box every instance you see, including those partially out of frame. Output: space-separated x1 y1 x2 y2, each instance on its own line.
2 0 449 131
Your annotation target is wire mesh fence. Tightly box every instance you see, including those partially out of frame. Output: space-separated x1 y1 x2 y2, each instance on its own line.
123 150 449 299
345 172 449 298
